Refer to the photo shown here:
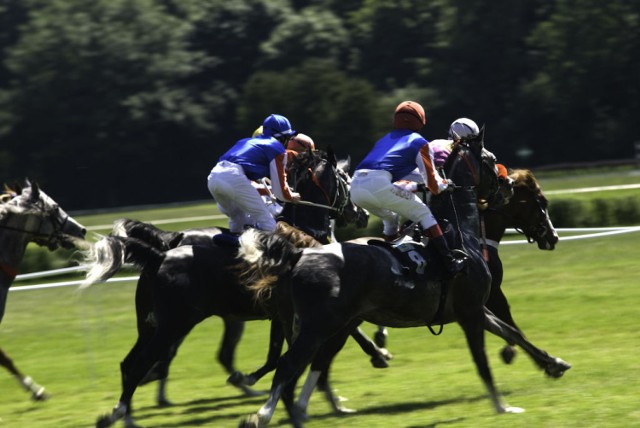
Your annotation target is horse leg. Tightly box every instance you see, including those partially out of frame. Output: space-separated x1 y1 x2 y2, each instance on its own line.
374 325 388 348
485 253 521 364
296 323 359 418
486 284 522 364
221 318 266 396
458 312 523 414
240 313 344 428
229 319 284 394
483 307 571 378
0 346 49 401
350 325 392 368
96 320 196 428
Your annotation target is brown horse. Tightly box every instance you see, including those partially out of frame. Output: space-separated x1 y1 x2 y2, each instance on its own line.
1 181 86 400
482 168 559 363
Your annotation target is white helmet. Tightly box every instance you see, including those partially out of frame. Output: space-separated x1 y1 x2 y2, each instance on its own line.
448 118 480 141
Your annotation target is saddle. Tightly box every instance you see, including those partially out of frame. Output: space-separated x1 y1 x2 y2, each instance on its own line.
368 219 458 281
368 238 435 281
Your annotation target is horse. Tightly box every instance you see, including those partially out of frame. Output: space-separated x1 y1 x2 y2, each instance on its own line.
235 139 571 427
80 148 382 428
110 150 379 405
0 180 87 401
373 167 561 365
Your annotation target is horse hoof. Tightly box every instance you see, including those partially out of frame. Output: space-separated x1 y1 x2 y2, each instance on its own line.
501 406 525 414
370 355 389 369
96 415 113 428
500 346 516 364
31 388 50 401
334 405 357 415
545 357 572 378
228 371 246 387
238 414 263 428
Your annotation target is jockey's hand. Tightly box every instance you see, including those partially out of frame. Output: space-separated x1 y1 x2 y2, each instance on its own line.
289 192 301 203
443 179 456 193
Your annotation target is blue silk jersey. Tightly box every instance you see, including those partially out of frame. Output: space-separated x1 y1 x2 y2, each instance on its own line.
356 129 430 182
219 137 286 180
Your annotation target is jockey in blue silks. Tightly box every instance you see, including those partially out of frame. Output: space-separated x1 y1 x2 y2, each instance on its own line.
207 114 301 234
350 101 466 276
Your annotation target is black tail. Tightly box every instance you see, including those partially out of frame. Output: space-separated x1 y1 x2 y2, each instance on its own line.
113 218 184 250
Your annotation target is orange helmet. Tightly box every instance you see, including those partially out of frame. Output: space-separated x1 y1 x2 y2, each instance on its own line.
287 133 315 153
393 101 426 132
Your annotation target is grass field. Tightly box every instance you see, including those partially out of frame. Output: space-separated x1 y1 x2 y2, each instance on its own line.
1 170 639 428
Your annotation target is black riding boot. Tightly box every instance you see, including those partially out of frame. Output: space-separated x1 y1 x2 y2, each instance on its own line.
424 225 467 276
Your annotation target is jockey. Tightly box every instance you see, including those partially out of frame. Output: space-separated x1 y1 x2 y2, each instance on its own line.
350 101 466 276
286 133 315 154
207 114 301 234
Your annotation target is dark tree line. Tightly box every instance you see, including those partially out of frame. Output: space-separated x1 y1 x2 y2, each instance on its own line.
1 0 638 210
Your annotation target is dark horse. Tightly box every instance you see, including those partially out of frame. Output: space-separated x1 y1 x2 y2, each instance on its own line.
80 148 380 428
374 167 561 364
107 151 377 408
0 181 87 400
235 140 571 427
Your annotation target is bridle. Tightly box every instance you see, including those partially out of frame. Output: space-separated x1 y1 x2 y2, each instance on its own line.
0 196 70 247
484 185 552 244
289 153 349 217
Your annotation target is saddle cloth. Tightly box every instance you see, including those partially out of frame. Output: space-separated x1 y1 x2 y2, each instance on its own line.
368 237 430 280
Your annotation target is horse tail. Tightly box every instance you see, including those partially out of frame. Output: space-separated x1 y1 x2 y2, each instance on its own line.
113 218 184 251
79 235 165 289
236 229 303 303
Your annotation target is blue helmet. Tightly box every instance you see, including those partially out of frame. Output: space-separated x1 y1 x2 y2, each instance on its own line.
262 114 296 139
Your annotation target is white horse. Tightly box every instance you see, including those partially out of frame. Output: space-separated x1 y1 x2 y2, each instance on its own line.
0 180 87 400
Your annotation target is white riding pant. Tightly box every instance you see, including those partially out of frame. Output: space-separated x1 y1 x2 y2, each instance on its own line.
207 161 277 234
350 169 438 236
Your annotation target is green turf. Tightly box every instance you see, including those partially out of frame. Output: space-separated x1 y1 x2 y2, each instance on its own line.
1 222 639 427
2 169 640 427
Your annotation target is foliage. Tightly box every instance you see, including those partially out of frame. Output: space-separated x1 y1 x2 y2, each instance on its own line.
0 0 638 209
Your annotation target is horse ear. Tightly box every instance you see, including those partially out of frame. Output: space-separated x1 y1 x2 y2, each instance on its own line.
326 145 338 168
479 125 486 147
337 155 351 173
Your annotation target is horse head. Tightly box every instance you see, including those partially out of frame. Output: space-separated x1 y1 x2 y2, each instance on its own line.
7 180 87 250
506 169 559 250
440 130 500 209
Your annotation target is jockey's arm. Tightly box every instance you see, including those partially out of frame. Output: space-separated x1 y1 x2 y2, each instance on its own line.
269 153 300 202
416 145 449 195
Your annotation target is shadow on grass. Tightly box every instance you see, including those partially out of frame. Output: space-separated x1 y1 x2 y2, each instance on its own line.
130 392 504 427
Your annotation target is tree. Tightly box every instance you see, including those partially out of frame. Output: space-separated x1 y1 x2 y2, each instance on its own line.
0 0 213 208
522 0 640 163
238 59 382 164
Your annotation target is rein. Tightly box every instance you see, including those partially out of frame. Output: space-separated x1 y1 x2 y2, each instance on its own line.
427 144 489 335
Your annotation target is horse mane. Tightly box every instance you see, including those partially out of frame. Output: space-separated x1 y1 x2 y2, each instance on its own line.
509 168 547 205
274 221 322 249
236 222 320 303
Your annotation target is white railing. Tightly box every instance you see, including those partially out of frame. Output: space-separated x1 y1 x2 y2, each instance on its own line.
10 226 640 292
